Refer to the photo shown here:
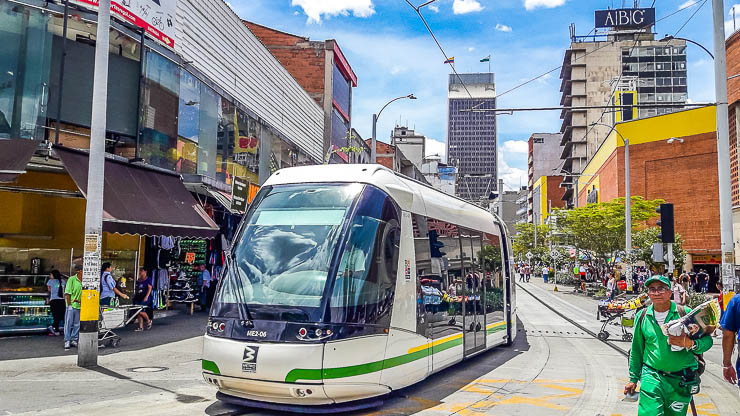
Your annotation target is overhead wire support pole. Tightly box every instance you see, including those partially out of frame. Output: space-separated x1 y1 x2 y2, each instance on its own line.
710 0 738 292
78 0 111 367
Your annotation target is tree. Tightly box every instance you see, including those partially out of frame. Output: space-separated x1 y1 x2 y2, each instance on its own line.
632 227 687 272
553 196 664 279
512 222 552 264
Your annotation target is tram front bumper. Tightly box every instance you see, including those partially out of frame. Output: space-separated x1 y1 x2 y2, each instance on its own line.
203 373 334 405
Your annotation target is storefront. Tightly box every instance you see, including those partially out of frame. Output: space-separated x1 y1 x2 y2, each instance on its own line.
0 145 219 333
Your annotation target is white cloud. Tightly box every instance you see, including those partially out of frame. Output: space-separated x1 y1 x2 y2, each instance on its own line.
501 140 528 154
498 150 527 191
425 137 447 162
453 0 484 14
678 0 697 10
390 65 407 75
524 0 566 11
495 24 512 32
291 0 375 24
468 46 476 52
428 4 439 13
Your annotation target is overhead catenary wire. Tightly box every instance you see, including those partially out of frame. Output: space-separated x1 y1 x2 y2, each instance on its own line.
404 0 474 100
674 0 708 37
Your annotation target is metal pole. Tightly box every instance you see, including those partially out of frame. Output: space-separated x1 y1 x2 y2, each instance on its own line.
371 113 377 163
667 243 675 274
54 0 69 145
78 0 110 367
625 138 632 291
711 0 738 292
574 175 579 208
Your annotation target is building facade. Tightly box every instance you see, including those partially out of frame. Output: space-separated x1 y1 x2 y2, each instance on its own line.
491 179 524 237
725 29 740 262
421 155 456 196
576 107 719 280
530 176 567 225
0 0 327 332
527 133 563 221
243 21 357 163
447 73 497 203
559 10 686 207
391 126 426 171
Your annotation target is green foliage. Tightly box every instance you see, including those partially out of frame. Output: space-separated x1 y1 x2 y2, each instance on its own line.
478 244 502 272
553 196 664 268
686 291 710 309
632 227 687 271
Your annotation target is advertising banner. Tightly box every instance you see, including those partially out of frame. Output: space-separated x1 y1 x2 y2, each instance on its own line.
231 177 248 213
72 0 176 48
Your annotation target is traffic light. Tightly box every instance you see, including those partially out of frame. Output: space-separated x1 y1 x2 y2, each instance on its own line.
428 230 446 258
656 203 675 243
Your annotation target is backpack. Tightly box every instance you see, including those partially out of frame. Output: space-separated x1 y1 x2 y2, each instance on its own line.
636 306 706 376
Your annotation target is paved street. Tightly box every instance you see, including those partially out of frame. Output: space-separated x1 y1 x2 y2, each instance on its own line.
4 281 737 415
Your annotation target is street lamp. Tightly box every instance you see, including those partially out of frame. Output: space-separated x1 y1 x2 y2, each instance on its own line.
661 35 714 59
371 94 417 163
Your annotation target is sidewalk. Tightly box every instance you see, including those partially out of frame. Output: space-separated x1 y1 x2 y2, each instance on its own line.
517 277 740 415
0 309 208 361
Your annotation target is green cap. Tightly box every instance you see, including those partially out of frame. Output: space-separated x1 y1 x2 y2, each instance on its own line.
645 274 671 287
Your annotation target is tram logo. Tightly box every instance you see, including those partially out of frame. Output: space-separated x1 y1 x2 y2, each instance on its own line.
242 346 259 373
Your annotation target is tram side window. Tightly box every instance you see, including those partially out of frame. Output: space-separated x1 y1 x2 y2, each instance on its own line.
329 186 400 326
413 214 459 336
482 233 505 315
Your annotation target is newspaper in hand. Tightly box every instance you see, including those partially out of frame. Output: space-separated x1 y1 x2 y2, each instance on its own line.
662 299 720 351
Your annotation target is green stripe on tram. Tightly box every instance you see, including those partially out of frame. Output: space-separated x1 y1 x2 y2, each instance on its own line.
202 359 221 375
285 334 465 383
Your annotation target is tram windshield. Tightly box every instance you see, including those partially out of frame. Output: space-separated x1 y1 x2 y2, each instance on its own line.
212 182 400 325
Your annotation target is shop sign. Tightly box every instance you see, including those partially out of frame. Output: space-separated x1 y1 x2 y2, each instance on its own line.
185 252 196 264
71 0 177 48
231 177 249 213
692 254 721 264
595 8 655 29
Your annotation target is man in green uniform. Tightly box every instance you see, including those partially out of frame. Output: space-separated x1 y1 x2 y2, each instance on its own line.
625 275 713 415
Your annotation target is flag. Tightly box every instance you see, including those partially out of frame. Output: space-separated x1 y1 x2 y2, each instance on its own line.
480 55 490 62
444 57 454 64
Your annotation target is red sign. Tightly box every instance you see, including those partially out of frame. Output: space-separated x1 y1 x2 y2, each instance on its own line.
185 252 196 264
73 0 175 48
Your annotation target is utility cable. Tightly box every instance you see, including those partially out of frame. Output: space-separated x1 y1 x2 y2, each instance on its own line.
404 0 474 100
674 0 708 37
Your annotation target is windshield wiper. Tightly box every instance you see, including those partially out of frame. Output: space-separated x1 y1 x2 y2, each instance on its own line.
224 250 255 328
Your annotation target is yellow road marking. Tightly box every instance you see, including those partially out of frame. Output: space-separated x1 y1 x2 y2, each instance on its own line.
486 321 506 329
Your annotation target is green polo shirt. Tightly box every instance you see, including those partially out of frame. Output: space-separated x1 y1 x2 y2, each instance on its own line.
628 302 713 383
65 275 82 310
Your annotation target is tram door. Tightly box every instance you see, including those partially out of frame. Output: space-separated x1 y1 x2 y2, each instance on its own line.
460 229 485 356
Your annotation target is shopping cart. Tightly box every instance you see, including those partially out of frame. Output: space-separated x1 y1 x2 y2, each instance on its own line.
98 305 146 348
596 294 649 342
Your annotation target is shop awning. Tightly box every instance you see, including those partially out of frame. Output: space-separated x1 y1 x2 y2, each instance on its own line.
55 146 220 239
206 188 240 215
0 139 40 183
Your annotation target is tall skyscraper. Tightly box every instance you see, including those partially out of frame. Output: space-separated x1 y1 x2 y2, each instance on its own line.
447 73 497 203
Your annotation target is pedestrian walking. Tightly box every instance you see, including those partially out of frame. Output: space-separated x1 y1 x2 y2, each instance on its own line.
197 263 213 310
672 276 687 306
542 266 549 283
99 262 129 306
133 268 153 331
46 270 66 336
697 269 709 293
63 265 83 350
607 273 617 301
720 293 739 393
624 275 713 415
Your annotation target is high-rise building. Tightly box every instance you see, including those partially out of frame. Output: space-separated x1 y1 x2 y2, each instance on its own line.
447 73 497 203
559 7 686 207
527 133 563 221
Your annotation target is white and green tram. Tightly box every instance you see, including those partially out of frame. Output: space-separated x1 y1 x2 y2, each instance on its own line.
202 164 517 411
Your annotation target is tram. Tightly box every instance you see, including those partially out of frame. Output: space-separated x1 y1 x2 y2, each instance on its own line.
201 164 517 410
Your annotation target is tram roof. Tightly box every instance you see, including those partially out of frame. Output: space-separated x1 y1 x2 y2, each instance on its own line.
263 164 501 235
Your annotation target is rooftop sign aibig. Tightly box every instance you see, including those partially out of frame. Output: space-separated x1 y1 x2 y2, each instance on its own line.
595 8 655 29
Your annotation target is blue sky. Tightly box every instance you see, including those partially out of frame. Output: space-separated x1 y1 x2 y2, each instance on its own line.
229 0 731 189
